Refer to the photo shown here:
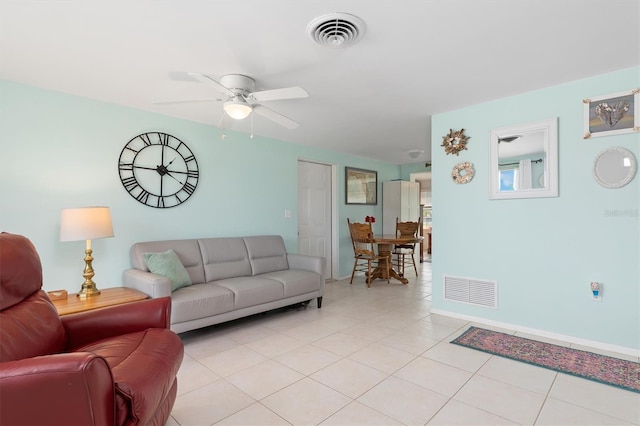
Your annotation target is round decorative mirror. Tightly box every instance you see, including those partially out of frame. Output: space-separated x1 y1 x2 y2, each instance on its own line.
593 147 637 189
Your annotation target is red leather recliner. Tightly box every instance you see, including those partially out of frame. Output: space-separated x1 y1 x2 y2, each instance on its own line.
0 233 184 426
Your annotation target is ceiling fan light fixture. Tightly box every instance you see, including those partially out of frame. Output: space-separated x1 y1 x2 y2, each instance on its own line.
223 96 252 120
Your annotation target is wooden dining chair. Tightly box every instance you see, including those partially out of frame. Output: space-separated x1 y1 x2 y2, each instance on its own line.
347 218 389 287
392 217 420 277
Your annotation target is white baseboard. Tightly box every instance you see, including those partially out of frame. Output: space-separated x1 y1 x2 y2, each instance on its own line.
431 308 640 358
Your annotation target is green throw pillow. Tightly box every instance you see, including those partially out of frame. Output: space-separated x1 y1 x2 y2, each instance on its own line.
143 249 192 292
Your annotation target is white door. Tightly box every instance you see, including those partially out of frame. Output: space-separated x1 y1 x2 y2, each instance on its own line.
297 160 332 279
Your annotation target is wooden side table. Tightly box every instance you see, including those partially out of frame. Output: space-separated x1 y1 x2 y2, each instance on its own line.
52 287 149 316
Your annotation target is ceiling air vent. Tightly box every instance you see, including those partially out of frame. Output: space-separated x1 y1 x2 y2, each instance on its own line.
307 13 366 48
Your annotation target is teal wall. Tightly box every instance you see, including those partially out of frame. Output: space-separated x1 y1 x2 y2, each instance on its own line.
0 80 400 291
400 162 429 180
431 67 640 350
3 68 638 351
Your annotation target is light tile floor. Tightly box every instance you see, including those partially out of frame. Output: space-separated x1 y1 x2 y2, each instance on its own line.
168 262 640 425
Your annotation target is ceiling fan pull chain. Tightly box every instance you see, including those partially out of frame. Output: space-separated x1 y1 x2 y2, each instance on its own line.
217 110 226 140
250 112 254 139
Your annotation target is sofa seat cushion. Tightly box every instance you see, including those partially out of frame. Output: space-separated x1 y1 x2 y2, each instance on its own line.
77 328 183 426
170 283 235 324
259 270 323 297
215 277 284 309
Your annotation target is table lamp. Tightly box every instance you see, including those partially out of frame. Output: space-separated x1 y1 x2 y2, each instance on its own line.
60 206 114 298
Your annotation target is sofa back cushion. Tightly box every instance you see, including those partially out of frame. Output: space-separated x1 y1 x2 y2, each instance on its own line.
130 240 205 285
243 235 289 275
199 238 252 282
0 233 66 361
0 290 66 362
0 233 43 311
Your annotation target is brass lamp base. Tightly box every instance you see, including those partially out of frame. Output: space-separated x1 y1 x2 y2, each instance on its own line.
77 248 101 299
77 284 101 299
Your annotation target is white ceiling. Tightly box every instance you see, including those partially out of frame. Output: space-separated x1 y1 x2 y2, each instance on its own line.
1 0 638 165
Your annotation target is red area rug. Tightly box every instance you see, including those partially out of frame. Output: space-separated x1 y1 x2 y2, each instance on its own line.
451 326 640 393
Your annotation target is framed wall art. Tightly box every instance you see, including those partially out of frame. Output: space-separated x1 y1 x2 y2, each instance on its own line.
583 89 639 138
345 167 377 205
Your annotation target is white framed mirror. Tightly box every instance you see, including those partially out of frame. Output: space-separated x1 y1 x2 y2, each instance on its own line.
593 147 637 188
489 117 558 200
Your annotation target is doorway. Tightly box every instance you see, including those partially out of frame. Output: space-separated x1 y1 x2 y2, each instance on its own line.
410 171 432 263
297 160 336 279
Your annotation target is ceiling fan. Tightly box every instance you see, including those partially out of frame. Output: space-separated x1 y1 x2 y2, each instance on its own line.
498 136 521 143
154 73 308 129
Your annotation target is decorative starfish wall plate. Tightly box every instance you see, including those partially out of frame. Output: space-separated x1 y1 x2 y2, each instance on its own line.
441 128 469 155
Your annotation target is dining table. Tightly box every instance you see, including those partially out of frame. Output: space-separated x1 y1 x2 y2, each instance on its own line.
369 234 423 284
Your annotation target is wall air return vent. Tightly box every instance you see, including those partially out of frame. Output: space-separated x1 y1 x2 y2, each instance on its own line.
307 13 366 48
443 275 498 309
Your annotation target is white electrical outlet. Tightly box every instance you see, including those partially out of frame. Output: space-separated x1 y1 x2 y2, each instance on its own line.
284 209 292 218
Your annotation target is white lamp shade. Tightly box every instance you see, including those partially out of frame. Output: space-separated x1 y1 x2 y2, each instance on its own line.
60 206 114 242
223 96 252 120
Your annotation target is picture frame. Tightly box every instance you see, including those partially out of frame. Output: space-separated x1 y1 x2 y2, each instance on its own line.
345 167 377 205
583 89 639 138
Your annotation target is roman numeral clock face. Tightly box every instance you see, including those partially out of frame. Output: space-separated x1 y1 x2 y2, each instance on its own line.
118 132 199 208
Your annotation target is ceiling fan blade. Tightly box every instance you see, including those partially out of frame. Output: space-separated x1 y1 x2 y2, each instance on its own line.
187 73 235 97
253 104 299 129
250 86 308 102
153 98 221 105
167 71 200 81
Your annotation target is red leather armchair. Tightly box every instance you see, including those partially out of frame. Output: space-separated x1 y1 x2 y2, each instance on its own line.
0 233 184 426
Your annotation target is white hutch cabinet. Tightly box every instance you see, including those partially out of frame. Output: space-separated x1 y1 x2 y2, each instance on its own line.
382 181 420 235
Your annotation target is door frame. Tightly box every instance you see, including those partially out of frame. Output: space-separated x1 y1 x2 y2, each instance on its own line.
410 171 431 263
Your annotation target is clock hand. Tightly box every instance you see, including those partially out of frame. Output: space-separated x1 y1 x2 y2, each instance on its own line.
132 163 183 178
148 157 180 177
153 164 177 178
162 157 193 177
129 164 159 171
164 170 184 185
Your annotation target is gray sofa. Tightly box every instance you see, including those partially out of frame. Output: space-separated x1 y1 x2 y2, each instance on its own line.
122 235 325 333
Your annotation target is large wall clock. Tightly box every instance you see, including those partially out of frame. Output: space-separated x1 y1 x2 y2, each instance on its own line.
118 132 199 208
